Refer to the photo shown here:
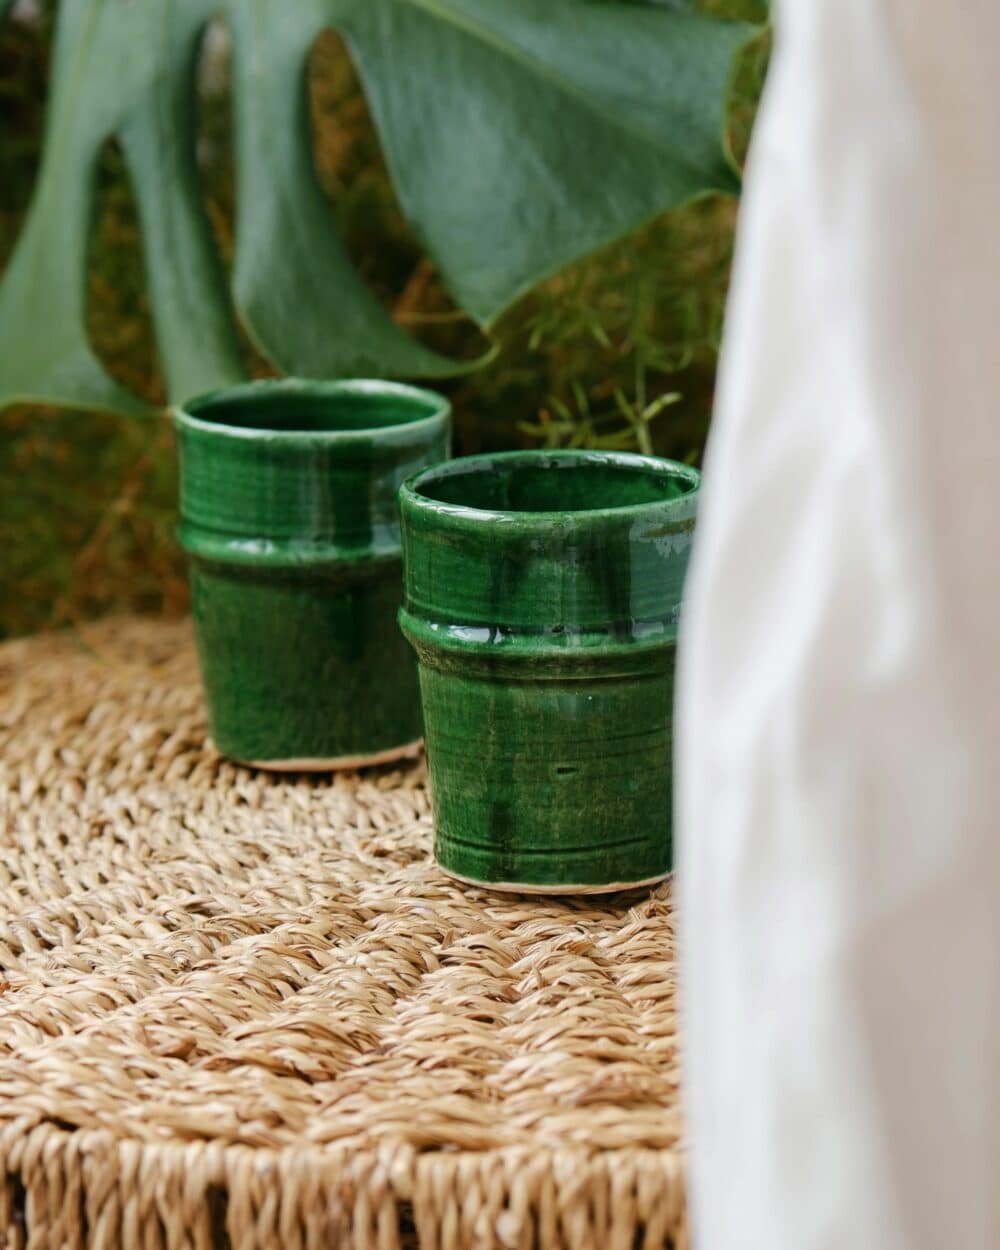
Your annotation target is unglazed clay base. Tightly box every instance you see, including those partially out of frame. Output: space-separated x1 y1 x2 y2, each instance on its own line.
437 863 670 896
241 739 423 773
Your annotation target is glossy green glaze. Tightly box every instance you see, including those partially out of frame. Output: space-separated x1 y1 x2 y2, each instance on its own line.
399 450 700 892
175 378 450 768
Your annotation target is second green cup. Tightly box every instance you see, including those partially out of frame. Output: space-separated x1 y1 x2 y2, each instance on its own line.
399 450 700 893
175 378 450 769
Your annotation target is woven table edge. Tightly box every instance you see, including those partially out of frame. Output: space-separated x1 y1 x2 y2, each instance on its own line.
0 1122 690 1250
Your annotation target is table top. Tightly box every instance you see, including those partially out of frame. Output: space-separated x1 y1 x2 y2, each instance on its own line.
0 618 685 1250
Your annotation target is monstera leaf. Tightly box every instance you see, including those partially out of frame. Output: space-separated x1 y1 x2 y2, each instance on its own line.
0 0 752 417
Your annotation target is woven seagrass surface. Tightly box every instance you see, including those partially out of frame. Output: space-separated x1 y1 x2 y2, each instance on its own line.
0 618 685 1250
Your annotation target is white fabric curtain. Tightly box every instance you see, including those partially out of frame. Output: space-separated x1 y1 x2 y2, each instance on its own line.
678 1 1000 1246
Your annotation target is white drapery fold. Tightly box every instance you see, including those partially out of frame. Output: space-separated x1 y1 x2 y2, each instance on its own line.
678 2 1000 1246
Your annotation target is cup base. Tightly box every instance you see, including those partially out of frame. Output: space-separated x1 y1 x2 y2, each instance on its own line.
237 739 423 773
436 863 670 896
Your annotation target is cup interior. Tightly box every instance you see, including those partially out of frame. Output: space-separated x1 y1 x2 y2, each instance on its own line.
185 383 443 435
414 455 697 515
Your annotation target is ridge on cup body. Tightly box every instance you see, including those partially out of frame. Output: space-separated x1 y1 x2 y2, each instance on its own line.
398 449 700 893
174 378 451 770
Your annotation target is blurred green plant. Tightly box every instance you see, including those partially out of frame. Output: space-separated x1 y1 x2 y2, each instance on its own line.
0 1 767 637
0 0 752 414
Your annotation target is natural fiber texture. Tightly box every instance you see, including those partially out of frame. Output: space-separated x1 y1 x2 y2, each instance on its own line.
0 618 685 1250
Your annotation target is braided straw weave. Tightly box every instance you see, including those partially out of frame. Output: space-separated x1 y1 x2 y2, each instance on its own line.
0 618 686 1250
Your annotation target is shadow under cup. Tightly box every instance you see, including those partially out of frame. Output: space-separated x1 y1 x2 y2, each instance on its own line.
174 379 451 769
399 450 700 893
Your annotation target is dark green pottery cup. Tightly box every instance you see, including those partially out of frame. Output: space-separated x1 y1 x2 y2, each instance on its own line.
399 450 700 893
174 378 450 769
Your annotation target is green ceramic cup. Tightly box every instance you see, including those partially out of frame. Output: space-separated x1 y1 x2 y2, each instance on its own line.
174 378 450 769
399 450 700 894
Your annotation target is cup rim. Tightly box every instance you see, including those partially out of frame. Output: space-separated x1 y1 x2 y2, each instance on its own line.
173 377 450 443
400 449 700 524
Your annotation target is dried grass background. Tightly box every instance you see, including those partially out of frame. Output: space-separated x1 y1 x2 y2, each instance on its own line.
0 2 768 640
